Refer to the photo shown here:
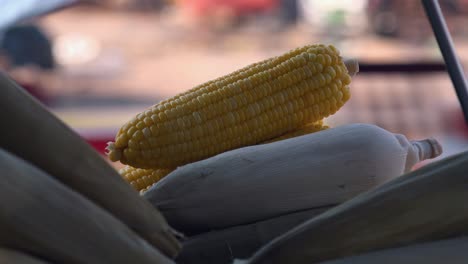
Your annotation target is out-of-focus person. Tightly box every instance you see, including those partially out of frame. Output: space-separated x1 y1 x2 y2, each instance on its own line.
0 23 55 105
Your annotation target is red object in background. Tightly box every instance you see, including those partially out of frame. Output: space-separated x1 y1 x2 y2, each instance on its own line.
79 130 116 155
182 0 278 17
87 137 110 155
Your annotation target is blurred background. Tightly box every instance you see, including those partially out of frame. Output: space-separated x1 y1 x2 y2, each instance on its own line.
2 0 468 166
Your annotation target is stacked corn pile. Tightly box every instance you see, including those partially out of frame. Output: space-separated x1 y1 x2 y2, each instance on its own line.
104 44 446 263
1 43 467 264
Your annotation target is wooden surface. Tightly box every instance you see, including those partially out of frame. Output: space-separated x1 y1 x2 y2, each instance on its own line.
0 72 180 257
319 236 468 264
0 149 174 264
242 150 468 264
177 205 336 264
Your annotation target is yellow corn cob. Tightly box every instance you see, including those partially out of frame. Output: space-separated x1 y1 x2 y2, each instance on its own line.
119 166 174 192
107 44 356 169
262 122 329 143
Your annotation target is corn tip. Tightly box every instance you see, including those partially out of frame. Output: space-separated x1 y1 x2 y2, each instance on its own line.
427 137 443 158
106 142 122 162
343 58 359 77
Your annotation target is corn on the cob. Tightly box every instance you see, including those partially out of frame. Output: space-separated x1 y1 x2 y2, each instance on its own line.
120 166 174 192
107 44 357 169
0 72 180 257
0 149 175 264
144 124 442 233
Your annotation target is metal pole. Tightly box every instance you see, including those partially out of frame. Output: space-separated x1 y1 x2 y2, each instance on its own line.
422 0 468 123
